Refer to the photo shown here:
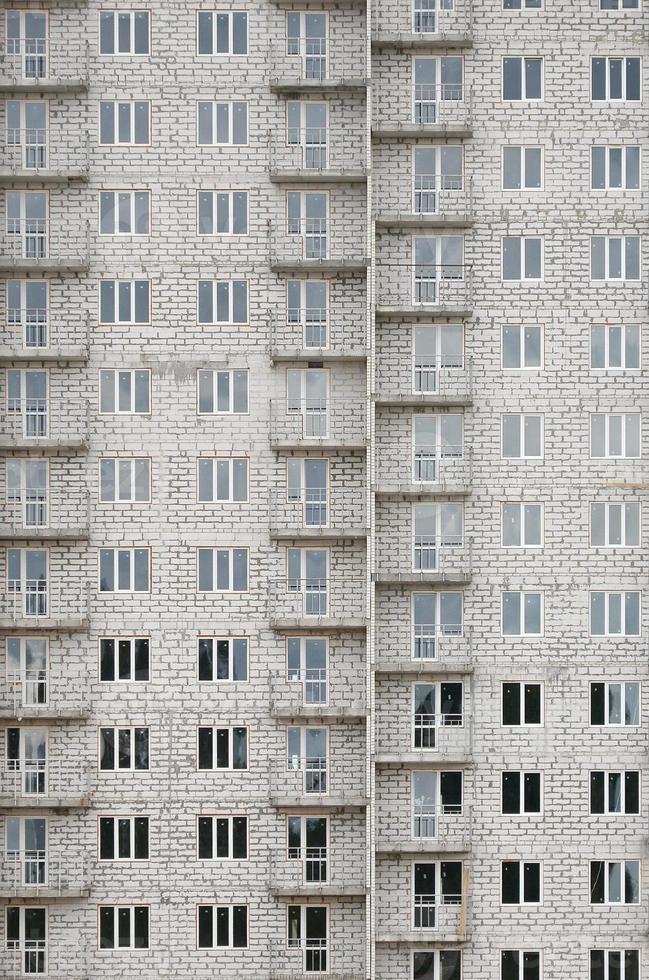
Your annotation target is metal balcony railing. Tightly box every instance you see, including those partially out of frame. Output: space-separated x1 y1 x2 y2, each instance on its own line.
374 85 473 131
413 893 464 931
1 218 89 266
0 852 91 896
0 945 88 980
270 128 367 174
2 488 90 534
375 445 472 491
269 845 366 892
0 398 89 444
375 355 472 401
374 627 471 670
0 39 89 86
270 398 367 446
268 574 367 624
270 939 366 980
269 38 367 84
0 582 89 626
375 714 472 759
269 671 366 717
1 312 90 354
0 759 91 804
376 263 473 309
1 128 89 175
377 804 472 850
372 0 473 37
271 312 368 356
270 757 367 803
376 535 472 580
269 486 367 533
270 220 368 266
0 669 88 718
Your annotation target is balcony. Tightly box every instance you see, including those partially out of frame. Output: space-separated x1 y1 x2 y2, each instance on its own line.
373 86 473 139
0 760 92 808
270 221 369 273
372 1 473 49
269 846 367 896
376 896 470 944
270 399 367 451
0 584 89 631
375 177 474 230
0 946 87 980
373 631 472 676
0 852 91 899
375 356 472 407
376 805 472 855
269 128 368 183
374 536 472 585
0 489 90 541
0 669 89 721
268 574 367 630
268 41 368 93
0 315 89 363
269 672 367 723
270 313 368 363
0 399 89 451
373 447 472 496
375 263 473 317
0 41 89 94
270 941 366 980
269 487 368 541
269 759 368 809
0 130 89 184
0 219 89 272
374 715 472 765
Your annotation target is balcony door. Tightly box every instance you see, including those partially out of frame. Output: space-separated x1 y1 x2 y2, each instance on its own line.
287 101 328 170
288 904 328 973
7 100 48 169
287 636 328 705
6 816 47 885
286 12 327 80
286 368 329 438
7 369 48 438
287 547 328 616
6 636 48 706
413 146 463 214
7 547 48 618
287 191 328 259
7 726 48 796
287 458 329 527
288 815 328 882
6 458 48 529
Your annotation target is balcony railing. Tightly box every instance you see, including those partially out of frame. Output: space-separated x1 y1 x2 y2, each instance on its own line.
0 945 87 980
269 486 367 534
376 176 473 223
372 1 473 38
375 263 473 310
375 535 472 581
374 86 473 132
2 488 90 535
1 128 89 176
269 39 367 85
0 582 89 626
270 398 367 447
374 628 472 671
375 355 472 402
1 313 90 355
413 893 464 931
0 398 89 445
268 574 367 626
0 39 89 87
270 758 367 805
375 445 472 491
270 128 367 175
377 804 472 851
269 845 366 892
269 671 366 718
0 759 91 805
270 939 366 980
270 221 368 267
0 852 91 897
1 219 89 267
270 310 368 357
0 669 88 718
375 714 472 760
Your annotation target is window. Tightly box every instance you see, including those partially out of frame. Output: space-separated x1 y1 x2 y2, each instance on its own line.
286 367 329 437
413 861 463 927
501 772 542 814
286 12 327 79
413 57 463 125
590 414 641 459
197 11 248 55
197 101 248 145
412 771 463 837
198 637 248 682
5 637 47 705
99 727 149 770
197 815 248 859
413 682 463 748
501 951 542 980
197 280 248 324
287 190 328 259
412 323 464 392
99 816 149 860
287 637 328 705
287 279 328 349
6 100 48 172
501 415 543 458
99 458 150 503
197 190 248 235
5 906 46 974
590 503 640 547
412 502 464 570
6 369 48 439
501 861 541 904
413 951 462 980
502 58 543 100
501 325 543 369
6 458 48 529
501 503 543 547
99 280 150 325
590 682 640 725
413 146 464 214
600 0 639 6
413 414 464 483
591 146 640 190
6 547 48 618
287 458 329 528
99 906 149 949
99 11 150 55
99 548 150 592
502 237 543 280
502 682 543 725
287 905 328 971
287 727 327 793
99 101 150 145
99 191 150 236
590 324 640 370
197 457 248 503
197 904 248 949
413 235 464 304
198 726 248 770
591 237 640 281
6 10 48 79
6 726 47 794
412 592 463 659
592 58 641 101
5 815 46 881
502 146 543 189
503 0 541 7
591 861 640 904
99 370 150 413
287 547 328 616
6 279 48 348
197 548 248 592
590 950 640 980
197 369 248 414
287 99 328 169
6 191 47 259
100 637 150 682
590 771 640 814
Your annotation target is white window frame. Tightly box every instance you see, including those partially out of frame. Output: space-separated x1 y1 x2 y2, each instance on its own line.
589 502 640 547
98 905 150 949
590 770 640 815
590 681 641 726
98 547 151 593
590 236 641 281
501 324 544 369
590 949 641 980
197 636 249 683
590 324 641 371
196 547 249 593
97 815 149 862
98 190 150 237
591 146 641 190
196 279 249 325
197 725 249 771
99 279 151 325
196 190 249 236
501 146 544 190
99 458 151 503
501 236 544 281
501 681 544 726
196 814 249 861
196 101 249 146
196 369 249 415
591 57 642 102
500 771 543 815
196 11 248 56
501 414 544 459
98 11 151 56
590 413 641 458
500 502 544 548
98 100 150 146
196 904 249 949
590 860 641 905
501 57 544 100
500 950 543 980
500 860 543 905
98 726 150 771
99 636 150 683
99 370 151 414
196 457 249 504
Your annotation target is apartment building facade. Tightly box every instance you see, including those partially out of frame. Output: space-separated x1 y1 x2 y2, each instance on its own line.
0 0 645 977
